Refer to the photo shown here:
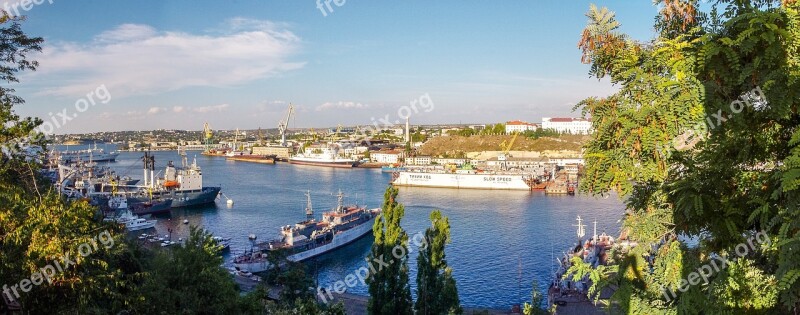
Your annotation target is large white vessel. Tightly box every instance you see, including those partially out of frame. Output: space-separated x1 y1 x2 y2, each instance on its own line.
233 191 380 273
57 145 119 162
392 169 537 190
288 145 357 168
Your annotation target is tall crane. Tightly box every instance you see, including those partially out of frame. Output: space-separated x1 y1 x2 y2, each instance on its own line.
498 132 519 169
203 122 213 152
278 103 295 147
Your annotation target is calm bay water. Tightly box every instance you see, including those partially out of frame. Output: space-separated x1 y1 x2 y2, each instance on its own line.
64 145 624 309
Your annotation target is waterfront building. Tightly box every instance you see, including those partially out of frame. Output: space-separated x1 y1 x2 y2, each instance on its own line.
408 156 432 165
432 158 468 165
371 150 403 164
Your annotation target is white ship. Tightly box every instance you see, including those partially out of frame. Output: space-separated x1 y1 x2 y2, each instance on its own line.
56 145 119 162
124 217 157 231
392 169 537 190
288 145 357 168
233 191 380 273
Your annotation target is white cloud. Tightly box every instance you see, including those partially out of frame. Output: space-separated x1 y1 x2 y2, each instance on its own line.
316 101 369 111
32 18 304 98
172 106 185 113
147 107 166 115
192 103 230 113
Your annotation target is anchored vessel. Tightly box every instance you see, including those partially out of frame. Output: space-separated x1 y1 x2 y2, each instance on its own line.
56 145 120 162
233 191 380 273
289 146 357 168
392 170 538 190
127 151 221 208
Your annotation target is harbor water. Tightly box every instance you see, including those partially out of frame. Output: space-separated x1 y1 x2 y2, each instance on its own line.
67 146 624 309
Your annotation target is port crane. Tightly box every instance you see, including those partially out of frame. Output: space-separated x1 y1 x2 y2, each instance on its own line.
498 132 519 170
328 124 344 141
203 122 213 152
278 103 295 147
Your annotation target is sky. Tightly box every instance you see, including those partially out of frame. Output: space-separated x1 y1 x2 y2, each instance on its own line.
6 0 662 133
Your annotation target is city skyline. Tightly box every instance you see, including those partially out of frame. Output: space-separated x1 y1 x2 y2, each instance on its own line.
8 1 660 133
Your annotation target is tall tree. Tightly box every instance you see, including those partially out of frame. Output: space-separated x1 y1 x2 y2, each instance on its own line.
132 226 250 314
415 210 462 315
568 1 799 314
366 186 413 315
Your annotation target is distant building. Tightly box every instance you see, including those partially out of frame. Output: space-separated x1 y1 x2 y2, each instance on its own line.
468 124 486 131
408 156 432 165
505 120 538 134
252 146 292 159
371 150 403 164
432 158 467 165
541 117 592 134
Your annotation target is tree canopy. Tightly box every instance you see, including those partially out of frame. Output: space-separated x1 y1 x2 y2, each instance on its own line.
570 0 800 313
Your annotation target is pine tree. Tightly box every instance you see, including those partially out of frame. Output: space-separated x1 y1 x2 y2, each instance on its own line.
366 186 413 315
415 210 462 315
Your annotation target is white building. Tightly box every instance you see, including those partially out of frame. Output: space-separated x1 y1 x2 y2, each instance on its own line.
505 121 538 134
408 156 432 165
432 158 468 165
541 118 592 134
371 150 403 164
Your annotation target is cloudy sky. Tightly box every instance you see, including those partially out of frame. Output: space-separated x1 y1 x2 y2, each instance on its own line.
7 1 660 133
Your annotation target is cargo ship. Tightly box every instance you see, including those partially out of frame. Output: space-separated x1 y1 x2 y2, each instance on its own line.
392 169 538 190
126 151 221 208
233 191 380 273
288 146 357 168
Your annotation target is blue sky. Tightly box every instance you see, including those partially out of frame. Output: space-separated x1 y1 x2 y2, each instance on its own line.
8 1 661 133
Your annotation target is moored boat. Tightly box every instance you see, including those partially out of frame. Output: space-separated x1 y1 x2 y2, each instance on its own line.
233 191 380 273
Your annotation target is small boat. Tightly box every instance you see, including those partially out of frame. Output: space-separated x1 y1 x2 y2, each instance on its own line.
125 218 157 231
212 236 232 252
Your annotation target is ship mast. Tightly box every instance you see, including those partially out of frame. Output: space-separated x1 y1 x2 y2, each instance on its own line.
574 215 586 240
336 189 344 214
305 190 314 221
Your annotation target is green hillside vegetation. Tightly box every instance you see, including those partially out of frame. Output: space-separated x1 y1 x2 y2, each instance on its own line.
417 134 589 157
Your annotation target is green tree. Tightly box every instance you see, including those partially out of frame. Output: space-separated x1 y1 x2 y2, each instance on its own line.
492 123 505 135
568 1 798 314
133 226 250 314
522 280 548 315
415 210 462 315
366 186 413 315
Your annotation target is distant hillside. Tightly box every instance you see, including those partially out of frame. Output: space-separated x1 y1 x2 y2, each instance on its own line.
417 135 589 157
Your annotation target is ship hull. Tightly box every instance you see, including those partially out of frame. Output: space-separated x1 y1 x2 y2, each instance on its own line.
288 215 376 262
60 152 119 162
130 199 173 215
129 187 221 208
288 159 355 168
234 215 377 273
392 172 533 190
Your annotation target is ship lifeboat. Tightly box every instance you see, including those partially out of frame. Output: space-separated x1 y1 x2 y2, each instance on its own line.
163 180 179 188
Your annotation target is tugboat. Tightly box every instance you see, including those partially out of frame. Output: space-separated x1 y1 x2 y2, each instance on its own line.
233 190 381 273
